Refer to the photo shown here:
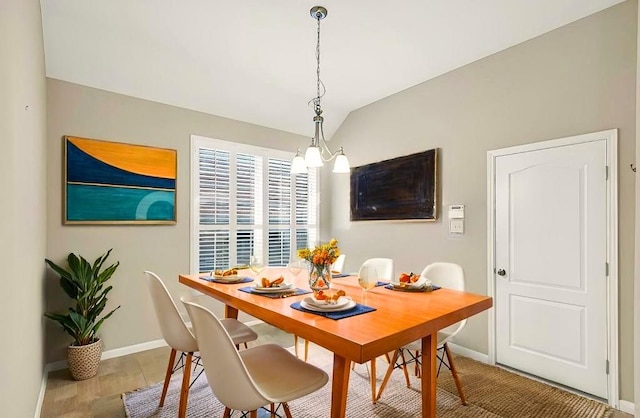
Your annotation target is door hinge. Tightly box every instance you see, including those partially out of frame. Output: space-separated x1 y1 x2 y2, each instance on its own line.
606 359 610 374
605 262 609 276
605 165 609 180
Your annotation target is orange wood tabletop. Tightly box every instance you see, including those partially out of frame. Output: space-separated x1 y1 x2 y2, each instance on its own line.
180 268 492 418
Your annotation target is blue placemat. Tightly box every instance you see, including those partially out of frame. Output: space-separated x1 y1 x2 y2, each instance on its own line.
375 281 388 287
290 301 376 320
383 284 441 292
238 286 312 299
331 273 351 278
199 276 254 284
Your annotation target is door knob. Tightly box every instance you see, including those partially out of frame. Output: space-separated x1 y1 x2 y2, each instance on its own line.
496 269 506 276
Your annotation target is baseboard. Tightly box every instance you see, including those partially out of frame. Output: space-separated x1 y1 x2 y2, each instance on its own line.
617 399 635 415
102 338 168 361
34 365 50 418
447 342 489 363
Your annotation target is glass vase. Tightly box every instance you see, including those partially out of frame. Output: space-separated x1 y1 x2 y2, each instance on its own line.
308 263 332 295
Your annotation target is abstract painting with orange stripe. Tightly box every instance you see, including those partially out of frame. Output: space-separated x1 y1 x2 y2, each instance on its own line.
64 136 177 224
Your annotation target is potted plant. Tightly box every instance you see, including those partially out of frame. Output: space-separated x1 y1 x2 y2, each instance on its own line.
44 249 120 380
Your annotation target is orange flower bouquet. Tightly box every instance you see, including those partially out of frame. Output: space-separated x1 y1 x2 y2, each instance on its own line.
297 238 341 292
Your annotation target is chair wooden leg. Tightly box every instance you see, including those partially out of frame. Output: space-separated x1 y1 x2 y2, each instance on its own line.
376 349 399 401
283 402 293 418
250 410 258 418
177 352 193 418
223 407 232 418
159 348 177 407
370 359 377 404
399 349 411 388
444 343 466 405
304 339 309 362
244 342 249 349
270 403 276 417
294 335 299 358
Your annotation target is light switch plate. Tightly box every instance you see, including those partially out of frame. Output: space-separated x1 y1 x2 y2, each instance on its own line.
449 218 464 234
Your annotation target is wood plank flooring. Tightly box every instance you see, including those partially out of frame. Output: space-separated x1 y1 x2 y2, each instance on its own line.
41 323 293 417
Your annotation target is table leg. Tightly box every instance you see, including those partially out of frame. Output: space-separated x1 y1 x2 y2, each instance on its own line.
331 354 351 418
225 305 239 319
421 333 437 417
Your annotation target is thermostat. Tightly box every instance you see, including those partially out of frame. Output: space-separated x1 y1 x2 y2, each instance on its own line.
448 205 465 219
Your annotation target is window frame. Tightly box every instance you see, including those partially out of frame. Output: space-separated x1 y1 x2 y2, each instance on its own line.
190 134 319 274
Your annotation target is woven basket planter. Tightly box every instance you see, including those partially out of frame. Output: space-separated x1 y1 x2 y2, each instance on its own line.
67 339 102 380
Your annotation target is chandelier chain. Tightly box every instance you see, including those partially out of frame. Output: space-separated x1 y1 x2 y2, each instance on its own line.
313 12 326 115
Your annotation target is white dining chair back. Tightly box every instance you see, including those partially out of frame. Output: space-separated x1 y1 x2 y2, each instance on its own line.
144 271 198 353
376 261 468 405
419 262 467 340
360 257 394 281
182 300 265 411
143 271 258 417
331 254 346 273
182 299 329 415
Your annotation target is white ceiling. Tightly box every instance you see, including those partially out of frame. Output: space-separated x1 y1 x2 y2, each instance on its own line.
40 0 625 139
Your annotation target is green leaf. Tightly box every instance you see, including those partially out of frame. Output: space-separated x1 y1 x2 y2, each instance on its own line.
44 250 120 346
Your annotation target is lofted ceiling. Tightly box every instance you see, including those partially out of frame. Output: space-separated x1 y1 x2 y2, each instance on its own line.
40 0 625 139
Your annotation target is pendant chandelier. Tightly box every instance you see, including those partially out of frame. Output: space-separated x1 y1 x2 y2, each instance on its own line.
291 6 350 174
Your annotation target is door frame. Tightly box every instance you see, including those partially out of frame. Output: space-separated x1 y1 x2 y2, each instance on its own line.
486 129 619 407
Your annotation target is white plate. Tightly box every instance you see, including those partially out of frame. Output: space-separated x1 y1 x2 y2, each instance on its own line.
212 275 243 283
391 276 429 289
252 283 294 293
304 296 351 309
300 299 356 312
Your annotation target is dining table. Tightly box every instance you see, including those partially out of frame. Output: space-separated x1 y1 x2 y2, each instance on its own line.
179 268 492 417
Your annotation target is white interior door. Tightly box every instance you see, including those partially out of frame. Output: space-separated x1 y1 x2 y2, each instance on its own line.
494 139 608 399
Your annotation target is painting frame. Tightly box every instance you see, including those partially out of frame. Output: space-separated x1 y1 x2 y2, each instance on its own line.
63 136 177 225
350 149 439 222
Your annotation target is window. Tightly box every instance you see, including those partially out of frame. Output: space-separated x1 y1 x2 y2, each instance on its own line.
191 135 318 273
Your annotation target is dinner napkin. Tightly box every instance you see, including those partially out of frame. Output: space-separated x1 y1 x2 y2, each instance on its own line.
200 276 254 284
384 284 441 292
238 287 312 298
331 273 351 278
290 301 376 320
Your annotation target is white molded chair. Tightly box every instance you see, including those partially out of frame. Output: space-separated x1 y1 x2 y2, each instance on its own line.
182 299 329 418
360 257 393 282
331 254 346 273
376 262 467 405
354 257 394 403
143 271 258 418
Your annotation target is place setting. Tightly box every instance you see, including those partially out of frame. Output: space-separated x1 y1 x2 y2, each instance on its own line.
199 267 254 284
384 272 441 292
290 264 378 320
237 256 312 298
240 276 311 299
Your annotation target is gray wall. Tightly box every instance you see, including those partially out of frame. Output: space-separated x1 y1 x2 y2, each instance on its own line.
0 0 48 416
45 79 309 363
328 0 637 401
635 4 640 415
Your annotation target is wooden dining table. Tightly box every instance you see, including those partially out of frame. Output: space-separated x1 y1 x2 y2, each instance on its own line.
179 268 492 417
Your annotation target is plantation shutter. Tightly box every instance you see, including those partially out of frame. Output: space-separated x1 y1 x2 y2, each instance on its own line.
191 135 319 274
